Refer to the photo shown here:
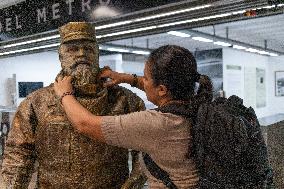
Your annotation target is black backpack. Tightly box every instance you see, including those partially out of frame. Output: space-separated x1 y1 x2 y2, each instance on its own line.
144 95 274 189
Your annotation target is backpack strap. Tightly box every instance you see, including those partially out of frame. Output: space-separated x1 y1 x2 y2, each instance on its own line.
143 153 178 189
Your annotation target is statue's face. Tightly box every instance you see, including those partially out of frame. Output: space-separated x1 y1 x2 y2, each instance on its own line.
59 40 100 86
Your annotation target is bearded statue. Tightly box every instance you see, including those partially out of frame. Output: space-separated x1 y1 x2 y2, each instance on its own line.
1 22 146 189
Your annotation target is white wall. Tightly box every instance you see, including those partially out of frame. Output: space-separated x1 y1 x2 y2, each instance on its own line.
223 48 284 118
267 56 284 116
0 52 152 108
0 51 61 106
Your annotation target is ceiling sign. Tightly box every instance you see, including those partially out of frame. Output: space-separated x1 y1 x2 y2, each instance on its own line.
0 0 185 40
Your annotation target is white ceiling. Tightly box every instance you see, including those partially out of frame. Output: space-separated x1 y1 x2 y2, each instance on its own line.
109 13 284 54
196 14 284 52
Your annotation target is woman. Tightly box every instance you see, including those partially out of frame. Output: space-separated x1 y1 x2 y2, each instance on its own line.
54 45 213 189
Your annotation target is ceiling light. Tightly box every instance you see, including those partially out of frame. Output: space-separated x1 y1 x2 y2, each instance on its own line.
0 43 60 56
246 48 259 53
269 53 278 56
2 35 60 49
233 45 247 50
134 5 211 22
99 26 157 38
106 48 130 53
99 44 150 55
132 50 150 55
157 20 188 28
167 31 191 37
214 41 231 47
96 21 132 30
231 10 246 15
244 48 278 56
192 37 213 43
157 11 246 28
262 5 276 9
257 50 270 55
206 13 233 19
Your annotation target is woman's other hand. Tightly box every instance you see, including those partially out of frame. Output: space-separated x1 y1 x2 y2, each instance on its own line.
100 67 125 87
54 76 74 98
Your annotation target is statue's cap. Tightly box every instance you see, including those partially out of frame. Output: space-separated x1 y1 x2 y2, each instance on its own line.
59 22 96 44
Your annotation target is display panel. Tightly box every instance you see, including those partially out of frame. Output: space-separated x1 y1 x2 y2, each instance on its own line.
18 82 43 97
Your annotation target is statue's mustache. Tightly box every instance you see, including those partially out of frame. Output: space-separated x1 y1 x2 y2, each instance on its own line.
70 61 91 70
60 67 93 78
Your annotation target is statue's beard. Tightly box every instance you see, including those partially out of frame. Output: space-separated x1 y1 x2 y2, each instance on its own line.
60 64 98 86
72 64 98 86
59 64 102 96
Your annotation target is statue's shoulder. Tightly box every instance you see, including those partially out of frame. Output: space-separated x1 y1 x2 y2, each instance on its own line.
22 84 55 105
26 84 53 97
108 85 142 100
108 86 145 111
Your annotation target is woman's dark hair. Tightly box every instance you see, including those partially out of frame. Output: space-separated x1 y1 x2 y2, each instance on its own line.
147 45 213 105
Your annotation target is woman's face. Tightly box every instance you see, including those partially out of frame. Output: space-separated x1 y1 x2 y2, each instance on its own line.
143 62 160 105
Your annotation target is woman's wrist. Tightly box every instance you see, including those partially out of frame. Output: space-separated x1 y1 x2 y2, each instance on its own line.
121 74 144 90
60 91 74 104
111 73 138 87
119 73 133 85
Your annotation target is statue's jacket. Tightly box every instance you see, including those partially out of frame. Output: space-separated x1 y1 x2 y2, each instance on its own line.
1 84 145 189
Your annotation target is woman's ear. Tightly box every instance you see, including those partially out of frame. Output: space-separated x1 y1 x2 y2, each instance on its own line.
158 84 168 97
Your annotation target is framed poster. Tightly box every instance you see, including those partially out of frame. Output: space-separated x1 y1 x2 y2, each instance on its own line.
275 71 284 96
256 68 266 108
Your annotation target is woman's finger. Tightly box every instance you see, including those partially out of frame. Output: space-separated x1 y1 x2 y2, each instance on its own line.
100 66 112 76
103 80 116 87
65 76 72 82
57 76 63 82
100 69 112 78
102 66 111 71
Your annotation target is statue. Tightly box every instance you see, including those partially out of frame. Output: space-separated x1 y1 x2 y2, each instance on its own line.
1 22 146 189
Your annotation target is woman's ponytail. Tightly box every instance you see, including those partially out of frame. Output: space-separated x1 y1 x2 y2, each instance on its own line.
195 74 213 106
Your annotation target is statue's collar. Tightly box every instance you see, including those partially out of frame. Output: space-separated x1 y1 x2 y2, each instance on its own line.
74 83 105 97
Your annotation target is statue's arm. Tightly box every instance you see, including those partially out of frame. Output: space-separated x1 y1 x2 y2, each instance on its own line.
1 98 37 189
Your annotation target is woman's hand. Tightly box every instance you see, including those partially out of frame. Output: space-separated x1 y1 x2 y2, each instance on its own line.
100 67 126 87
54 76 74 98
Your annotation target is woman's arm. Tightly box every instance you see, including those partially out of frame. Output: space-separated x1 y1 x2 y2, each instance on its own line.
100 68 145 91
54 76 158 152
54 76 105 142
